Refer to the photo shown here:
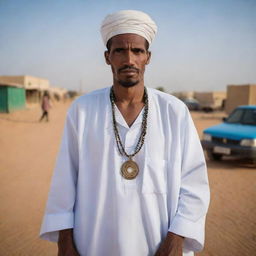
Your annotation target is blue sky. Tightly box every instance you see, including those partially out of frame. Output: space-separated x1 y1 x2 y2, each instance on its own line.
0 0 255 93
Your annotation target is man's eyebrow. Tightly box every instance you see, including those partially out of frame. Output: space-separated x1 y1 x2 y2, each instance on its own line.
132 47 146 52
112 46 146 52
132 47 145 50
112 47 125 51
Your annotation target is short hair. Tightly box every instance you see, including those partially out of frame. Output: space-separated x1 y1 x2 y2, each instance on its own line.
106 37 149 52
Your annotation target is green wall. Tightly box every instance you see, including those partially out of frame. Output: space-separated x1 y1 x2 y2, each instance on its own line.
0 86 26 112
0 87 8 112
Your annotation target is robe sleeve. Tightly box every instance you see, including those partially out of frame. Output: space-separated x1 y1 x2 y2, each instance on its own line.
39 106 79 242
168 107 210 252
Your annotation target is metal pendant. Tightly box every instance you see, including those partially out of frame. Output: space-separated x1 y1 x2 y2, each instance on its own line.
121 159 139 180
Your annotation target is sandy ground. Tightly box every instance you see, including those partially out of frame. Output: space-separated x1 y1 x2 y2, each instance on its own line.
0 101 255 256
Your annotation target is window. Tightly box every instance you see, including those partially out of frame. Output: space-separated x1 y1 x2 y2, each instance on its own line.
226 109 244 123
241 109 256 125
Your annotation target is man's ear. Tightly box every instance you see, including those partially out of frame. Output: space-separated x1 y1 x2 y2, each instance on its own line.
146 51 151 65
104 51 110 65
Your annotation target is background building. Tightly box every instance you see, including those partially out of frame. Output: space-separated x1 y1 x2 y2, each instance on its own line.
225 84 256 114
171 91 194 100
0 82 26 112
0 75 49 104
172 90 226 112
194 91 226 111
48 86 67 101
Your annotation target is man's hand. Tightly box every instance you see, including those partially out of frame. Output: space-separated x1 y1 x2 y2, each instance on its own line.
155 232 184 256
58 229 80 256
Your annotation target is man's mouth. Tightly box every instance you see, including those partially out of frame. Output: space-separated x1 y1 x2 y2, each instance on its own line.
118 66 139 74
121 70 137 75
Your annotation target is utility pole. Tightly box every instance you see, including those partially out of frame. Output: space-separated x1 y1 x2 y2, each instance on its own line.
79 79 83 94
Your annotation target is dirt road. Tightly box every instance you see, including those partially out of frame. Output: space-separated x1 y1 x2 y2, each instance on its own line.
0 102 255 256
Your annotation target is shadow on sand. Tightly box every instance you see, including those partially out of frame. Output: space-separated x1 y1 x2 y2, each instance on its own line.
206 157 256 170
0 117 42 124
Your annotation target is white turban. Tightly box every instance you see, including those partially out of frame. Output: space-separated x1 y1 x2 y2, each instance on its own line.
100 10 157 46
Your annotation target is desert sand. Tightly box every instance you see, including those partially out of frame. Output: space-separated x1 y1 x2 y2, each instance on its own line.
0 100 255 256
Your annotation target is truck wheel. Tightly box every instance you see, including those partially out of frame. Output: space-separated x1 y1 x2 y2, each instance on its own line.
207 151 222 161
203 107 213 113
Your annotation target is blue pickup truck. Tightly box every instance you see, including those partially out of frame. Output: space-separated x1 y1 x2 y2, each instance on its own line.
201 105 256 163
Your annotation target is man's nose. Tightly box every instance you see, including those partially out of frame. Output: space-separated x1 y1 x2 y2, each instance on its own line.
123 50 135 66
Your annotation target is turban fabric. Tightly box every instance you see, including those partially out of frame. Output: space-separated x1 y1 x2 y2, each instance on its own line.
100 10 157 46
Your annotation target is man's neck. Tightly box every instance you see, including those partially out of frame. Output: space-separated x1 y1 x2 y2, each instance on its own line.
112 83 145 104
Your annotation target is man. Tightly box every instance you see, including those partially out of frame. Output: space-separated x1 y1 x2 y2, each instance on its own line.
39 91 51 122
40 10 210 256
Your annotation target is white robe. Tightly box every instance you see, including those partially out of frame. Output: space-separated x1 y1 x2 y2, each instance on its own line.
40 87 210 256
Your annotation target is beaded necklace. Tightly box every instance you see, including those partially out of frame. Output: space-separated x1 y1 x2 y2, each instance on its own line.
110 86 148 179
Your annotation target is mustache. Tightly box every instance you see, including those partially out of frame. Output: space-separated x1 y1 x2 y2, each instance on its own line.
118 65 139 73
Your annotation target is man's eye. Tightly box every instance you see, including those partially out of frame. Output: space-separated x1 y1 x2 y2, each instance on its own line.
133 49 144 54
114 48 123 53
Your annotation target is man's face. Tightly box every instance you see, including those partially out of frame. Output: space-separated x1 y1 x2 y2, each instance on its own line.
105 33 151 88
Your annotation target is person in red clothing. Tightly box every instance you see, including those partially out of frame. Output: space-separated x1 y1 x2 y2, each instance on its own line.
39 91 51 122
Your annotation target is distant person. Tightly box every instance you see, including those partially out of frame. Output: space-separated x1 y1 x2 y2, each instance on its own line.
40 10 210 256
39 91 51 122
